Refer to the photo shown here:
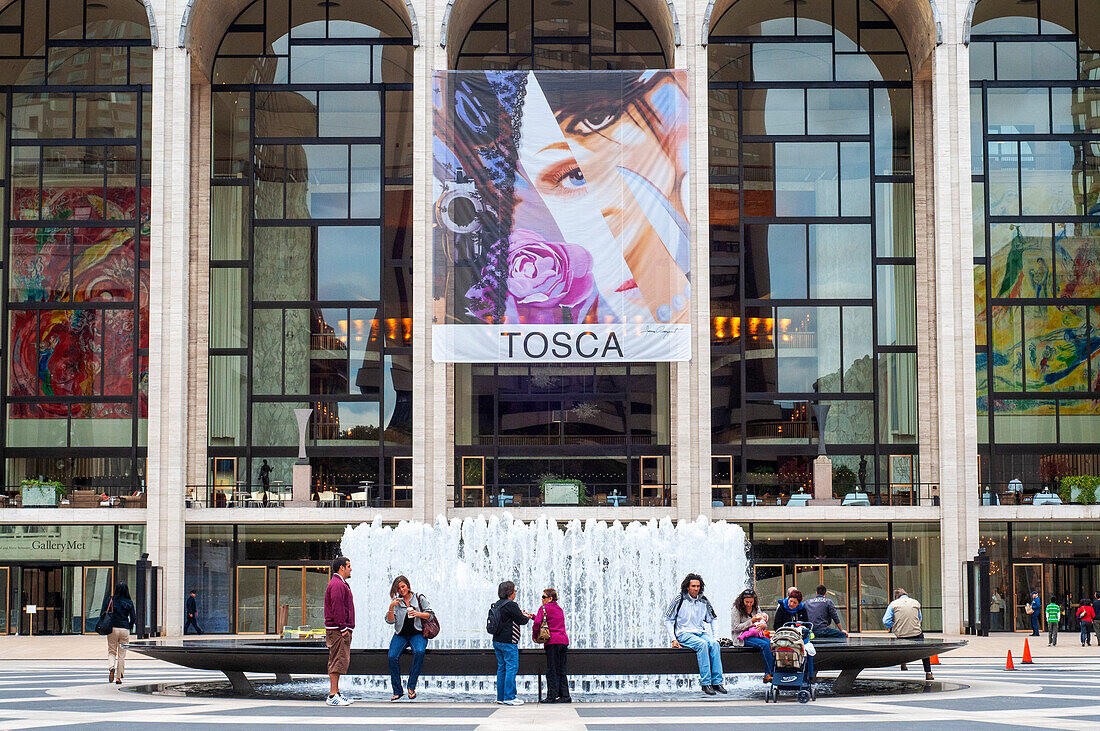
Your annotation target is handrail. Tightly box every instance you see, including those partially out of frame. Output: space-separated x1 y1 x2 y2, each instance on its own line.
185 483 413 509
451 482 675 508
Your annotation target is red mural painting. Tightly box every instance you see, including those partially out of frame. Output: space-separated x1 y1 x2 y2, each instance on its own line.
8 186 150 418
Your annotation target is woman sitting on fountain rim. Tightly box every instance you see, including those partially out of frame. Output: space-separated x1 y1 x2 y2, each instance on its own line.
385 575 435 701
731 589 776 683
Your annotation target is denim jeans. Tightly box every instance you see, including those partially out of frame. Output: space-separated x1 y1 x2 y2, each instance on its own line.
388 633 428 695
813 626 846 639
1080 621 1093 645
741 635 775 675
677 632 724 686
493 641 519 701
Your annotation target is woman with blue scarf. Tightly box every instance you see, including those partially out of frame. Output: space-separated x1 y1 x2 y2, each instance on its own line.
773 589 814 681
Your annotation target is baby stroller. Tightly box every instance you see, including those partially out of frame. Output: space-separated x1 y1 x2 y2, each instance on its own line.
764 622 816 703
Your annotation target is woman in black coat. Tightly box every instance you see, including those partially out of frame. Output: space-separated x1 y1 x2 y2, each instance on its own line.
102 582 137 684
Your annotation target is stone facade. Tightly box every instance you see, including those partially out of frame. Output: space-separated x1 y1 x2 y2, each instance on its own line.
4 0 1098 639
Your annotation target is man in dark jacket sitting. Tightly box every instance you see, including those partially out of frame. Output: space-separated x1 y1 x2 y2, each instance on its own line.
804 584 847 639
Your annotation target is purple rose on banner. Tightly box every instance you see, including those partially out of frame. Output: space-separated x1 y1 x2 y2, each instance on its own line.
465 229 597 324
506 229 597 323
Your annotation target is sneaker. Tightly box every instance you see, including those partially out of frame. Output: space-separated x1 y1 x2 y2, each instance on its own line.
495 700 506 705
337 693 354 705
326 694 351 706
503 699 524 706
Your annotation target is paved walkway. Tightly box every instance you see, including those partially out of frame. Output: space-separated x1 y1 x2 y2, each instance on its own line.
0 650 1097 729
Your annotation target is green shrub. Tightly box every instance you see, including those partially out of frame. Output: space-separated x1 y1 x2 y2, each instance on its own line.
833 465 857 489
19 478 66 499
1059 475 1100 505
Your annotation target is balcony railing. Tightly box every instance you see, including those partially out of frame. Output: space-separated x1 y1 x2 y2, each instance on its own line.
186 483 413 509
1 485 147 509
710 482 940 507
453 483 674 508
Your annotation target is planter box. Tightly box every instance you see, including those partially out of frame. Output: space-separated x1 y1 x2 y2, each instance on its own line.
21 485 59 507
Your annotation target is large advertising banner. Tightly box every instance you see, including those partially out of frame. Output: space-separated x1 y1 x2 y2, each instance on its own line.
432 70 690 363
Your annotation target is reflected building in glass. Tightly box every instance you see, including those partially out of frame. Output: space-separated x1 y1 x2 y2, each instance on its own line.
0 0 1096 638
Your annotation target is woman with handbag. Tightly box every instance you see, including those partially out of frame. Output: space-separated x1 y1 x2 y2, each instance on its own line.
99 582 136 684
532 587 570 703
385 575 437 701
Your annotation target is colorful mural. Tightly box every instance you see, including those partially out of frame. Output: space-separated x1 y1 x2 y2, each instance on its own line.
7 187 150 418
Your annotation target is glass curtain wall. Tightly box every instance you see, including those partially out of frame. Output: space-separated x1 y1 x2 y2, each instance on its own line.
452 0 672 507
208 0 414 503
707 0 918 505
0 0 151 493
970 0 1100 494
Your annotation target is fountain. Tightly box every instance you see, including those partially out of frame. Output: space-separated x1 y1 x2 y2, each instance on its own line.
340 514 750 650
129 514 964 698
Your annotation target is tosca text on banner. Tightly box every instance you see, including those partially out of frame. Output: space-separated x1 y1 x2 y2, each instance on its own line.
432 70 690 363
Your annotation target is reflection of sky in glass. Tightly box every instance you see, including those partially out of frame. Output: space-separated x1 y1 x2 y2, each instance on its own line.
317 227 380 300
336 401 380 433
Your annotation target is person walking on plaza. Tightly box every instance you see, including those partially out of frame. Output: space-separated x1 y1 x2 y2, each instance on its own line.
488 581 532 705
1028 590 1041 636
385 575 434 701
1076 599 1095 646
102 582 136 684
1045 597 1062 646
773 588 810 627
884 588 934 681
532 587 570 703
323 556 355 706
805 584 847 639
730 588 775 683
185 589 203 635
664 573 726 695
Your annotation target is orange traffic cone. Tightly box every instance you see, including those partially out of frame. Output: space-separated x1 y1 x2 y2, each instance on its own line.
1022 638 1034 664
1005 650 1015 670
929 654 940 665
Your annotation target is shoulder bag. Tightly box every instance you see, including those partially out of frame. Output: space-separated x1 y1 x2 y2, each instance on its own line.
534 616 551 644
418 594 440 640
95 598 114 635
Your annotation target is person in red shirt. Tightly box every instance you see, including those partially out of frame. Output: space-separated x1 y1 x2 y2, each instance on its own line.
323 556 355 705
1076 600 1095 647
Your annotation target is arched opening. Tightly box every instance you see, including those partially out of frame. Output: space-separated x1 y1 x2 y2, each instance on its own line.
181 0 419 77
0 0 152 498
204 0 414 548
706 0 922 574
968 0 1100 520
444 0 681 509
445 0 675 68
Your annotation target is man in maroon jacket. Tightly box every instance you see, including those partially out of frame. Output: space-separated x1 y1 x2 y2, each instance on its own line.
324 555 355 705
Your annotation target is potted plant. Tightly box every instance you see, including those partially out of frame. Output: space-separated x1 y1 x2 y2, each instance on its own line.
538 474 590 505
1058 476 1099 505
20 478 65 507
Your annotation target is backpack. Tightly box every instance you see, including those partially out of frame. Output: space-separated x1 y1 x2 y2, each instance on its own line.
486 600 504 634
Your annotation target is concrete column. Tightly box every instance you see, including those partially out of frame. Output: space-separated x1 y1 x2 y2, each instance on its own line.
930 5 980 633
813 457 833 501
677 1 712 525
145 0 192 637
418 1 448 523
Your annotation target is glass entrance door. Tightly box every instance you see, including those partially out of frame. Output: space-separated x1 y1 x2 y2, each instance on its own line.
276 566 330 630
81 567 114 634
794 564 850 630
754 564 786 606
236 566 268 634
1013 563 1045 631
20 567 77 635
858 564 890 632
0 567 8 634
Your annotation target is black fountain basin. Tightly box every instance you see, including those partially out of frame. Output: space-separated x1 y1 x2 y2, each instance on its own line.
128 636 964 695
